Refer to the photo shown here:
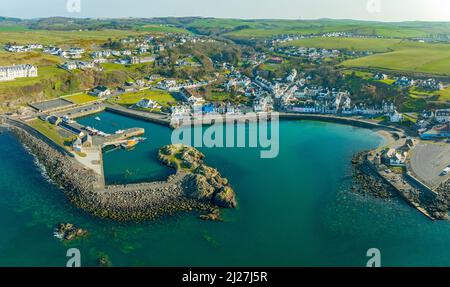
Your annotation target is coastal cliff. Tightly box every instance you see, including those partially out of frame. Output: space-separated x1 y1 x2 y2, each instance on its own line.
10 127 236 221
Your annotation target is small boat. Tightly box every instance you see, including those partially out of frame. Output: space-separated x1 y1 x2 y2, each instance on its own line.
121 140 138 149
133 137 147 142
94 117 101 121
115 130 125 135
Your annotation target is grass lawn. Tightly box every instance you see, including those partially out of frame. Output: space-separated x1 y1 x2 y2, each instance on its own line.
342 69 373 79
208 91 249 104
377 79 396 85
63 93 99 104
408 86 450 102
29 119 74 149
101 62 152 74
0 50 62 66
342 41 450 75
403 113 418 124
111 89 177 108
438 87 450 102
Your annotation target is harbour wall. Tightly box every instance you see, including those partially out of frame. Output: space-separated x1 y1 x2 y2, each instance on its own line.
104 104 171 127
5 118 74 158
6 124 214 221
279 112 403 132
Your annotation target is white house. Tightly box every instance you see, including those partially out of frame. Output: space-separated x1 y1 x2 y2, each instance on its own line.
253 96 274 112
435 109 450 123
286 69 298 82
89 86 111 98
171 105 191 118
0 64 38 81
389 111 403 123
136 99 161 109
62 62 78 70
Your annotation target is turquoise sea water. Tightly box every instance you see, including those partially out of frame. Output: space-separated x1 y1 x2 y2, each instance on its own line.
1 112 450 267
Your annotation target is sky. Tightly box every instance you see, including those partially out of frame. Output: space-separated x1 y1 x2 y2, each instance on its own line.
1 0 450 22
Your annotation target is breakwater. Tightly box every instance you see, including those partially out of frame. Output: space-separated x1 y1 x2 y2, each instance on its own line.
8 125 231 221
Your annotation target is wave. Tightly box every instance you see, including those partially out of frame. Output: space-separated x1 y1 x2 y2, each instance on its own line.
22 145 54 185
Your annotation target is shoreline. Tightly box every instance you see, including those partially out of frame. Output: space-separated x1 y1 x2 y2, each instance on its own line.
91 104 404 134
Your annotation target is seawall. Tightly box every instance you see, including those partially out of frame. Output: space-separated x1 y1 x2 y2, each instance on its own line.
104 104 171 127
279 113 403 132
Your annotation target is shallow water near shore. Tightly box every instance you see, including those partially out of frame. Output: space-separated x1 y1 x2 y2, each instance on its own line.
1 111 450 267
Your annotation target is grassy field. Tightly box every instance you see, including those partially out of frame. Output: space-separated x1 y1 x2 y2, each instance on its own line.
408 86 450 102
0 25 30 32
63 93 98 104
211 19 450 39
138 24 190 34
342 41 450 75
282 37 402 52
377 79 396 85
0 29 145 47
111 89 177 107
342 69 373 79
102 62 151 72
208 91 249 104
29 119 74 149
439 87 450 101
0 50 62 66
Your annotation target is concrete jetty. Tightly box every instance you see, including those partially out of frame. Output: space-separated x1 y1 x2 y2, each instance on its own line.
98 128 145 148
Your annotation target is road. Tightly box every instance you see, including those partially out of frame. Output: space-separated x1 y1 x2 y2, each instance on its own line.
410 141 450 189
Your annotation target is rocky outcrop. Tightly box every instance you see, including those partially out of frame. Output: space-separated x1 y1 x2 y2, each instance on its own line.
159 144 238 209
98 254 112 267
199 208 223 222
426 181 450 220
55 223 88 241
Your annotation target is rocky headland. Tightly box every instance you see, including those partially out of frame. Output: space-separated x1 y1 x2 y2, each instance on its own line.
158 144 237 209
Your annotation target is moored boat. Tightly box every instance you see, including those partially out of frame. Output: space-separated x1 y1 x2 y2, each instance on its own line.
121 139 138 149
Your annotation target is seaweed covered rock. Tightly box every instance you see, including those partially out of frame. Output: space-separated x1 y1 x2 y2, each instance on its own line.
55 223 88 241
214 186 237 208
199 208 223 222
